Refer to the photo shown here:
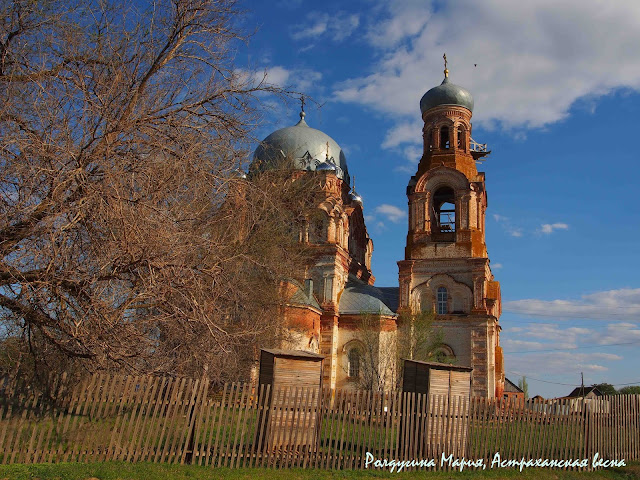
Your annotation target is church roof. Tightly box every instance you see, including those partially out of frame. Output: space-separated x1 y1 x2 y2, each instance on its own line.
420 75 474 114
287 281 321 311
376 287 399 313
252 111 350 183
338 279 397 316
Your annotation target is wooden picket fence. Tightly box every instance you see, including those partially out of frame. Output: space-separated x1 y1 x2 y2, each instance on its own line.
0 373 639 470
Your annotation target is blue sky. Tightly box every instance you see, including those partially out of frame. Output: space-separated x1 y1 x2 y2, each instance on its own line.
238 0 640 398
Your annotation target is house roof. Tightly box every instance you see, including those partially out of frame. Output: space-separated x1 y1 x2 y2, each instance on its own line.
504 377 524 393
567 386 603 398
261 348 324 360
403 359 473 372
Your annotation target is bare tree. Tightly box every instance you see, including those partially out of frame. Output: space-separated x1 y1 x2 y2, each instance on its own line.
0 0 317 385
349 310 444 392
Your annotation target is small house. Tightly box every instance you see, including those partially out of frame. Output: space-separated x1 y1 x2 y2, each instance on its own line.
503 377 525 401
257 349 324 450
402 360 473 456
402 359 472 399
563 386 609 413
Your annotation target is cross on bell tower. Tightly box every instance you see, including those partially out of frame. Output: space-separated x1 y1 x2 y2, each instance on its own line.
397 58 504 398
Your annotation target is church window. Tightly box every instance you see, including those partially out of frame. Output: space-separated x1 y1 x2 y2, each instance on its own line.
432 344 455 363
348 348 360 378
433 187 455 234
323 276 333 303
457 125 465 149
311 216 324 243
440 126 450 149
437 287 448 314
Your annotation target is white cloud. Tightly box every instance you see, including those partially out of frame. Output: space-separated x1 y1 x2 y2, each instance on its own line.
502 320 632 391
365 1 432 49
492 263 503 269
586 322 640 346
374 204 407 223
504 288 640 321
590 353 623 361
291 11 360 45
502 339 545 350
540 222 569 234
492 213 523 238
262 66 291 86
402 145 422 164
334 1 640 153
238 65 322 93
507 350 617 379
381 120 422 149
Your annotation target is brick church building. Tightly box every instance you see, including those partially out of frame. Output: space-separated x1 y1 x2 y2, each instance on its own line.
250 64 505 398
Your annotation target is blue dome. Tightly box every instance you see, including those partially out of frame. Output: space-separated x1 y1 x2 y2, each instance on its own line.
316 161 337 172
252 112 349 183
349 190 362 206
420 76 474 115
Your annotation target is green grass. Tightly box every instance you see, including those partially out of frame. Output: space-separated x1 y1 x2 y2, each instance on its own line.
0 462 638 480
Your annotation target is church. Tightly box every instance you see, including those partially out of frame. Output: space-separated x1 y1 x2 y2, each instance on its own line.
250 62 505 398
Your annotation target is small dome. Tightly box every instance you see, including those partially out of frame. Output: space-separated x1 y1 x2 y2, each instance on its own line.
349 188 363 206
316 160 337 172
252 111 349 182
420 75 474 115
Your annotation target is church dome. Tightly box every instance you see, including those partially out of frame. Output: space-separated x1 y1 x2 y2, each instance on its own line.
420 75 474 115
349 189 363 206
316 160 337 172
252 111 349 183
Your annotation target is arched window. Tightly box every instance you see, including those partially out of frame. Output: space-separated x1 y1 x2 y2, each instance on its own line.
433 187 455 234
432 344 455 363
310 215 325 243
440 126 450 149
348 348 360 378
425 128 433 152
457 125 465 149
437 287 448 314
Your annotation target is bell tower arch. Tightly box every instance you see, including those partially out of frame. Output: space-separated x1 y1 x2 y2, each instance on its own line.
398 57 504 398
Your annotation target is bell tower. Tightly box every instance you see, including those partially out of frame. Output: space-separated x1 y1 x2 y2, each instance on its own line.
398 56 504 398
